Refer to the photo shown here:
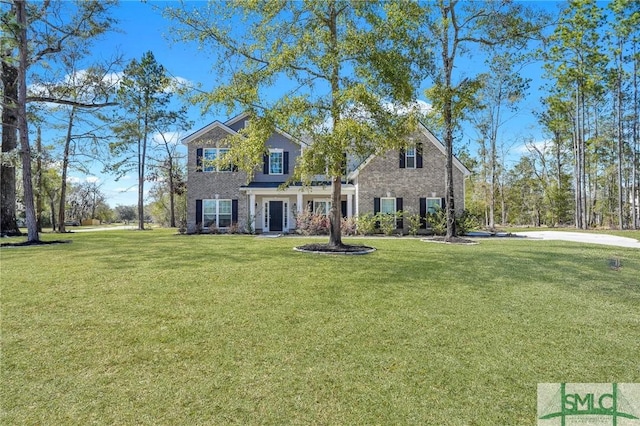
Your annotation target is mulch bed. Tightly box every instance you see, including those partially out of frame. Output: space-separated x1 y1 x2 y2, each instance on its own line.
294 243 376 255
0 240 72 248
421 236 478 245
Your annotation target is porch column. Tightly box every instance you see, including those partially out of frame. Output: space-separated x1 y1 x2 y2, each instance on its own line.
297 192 303 214
347 193 353 218
249 193 256 232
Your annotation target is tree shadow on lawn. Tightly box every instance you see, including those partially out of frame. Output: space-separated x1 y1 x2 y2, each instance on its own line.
0 239 72 248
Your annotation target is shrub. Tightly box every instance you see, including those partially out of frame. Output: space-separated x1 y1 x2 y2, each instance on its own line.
457 210 481 235
341 216 358 236
426 208 481 236
227 222 241 234
295 210 329 235
377 212 398 236
426 208 447 236
405 213 422 236
355 213 377 236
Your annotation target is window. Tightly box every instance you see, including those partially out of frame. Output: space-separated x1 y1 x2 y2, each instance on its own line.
203 199 232 228
380 197 396 215
426 198 441 214
313 199 331 215
202 148 232 172
405 147 416 169
269 150 283 175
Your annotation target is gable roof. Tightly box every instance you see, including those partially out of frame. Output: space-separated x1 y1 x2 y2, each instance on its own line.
181 120 238 145
183 112 304 147
347 122 472 179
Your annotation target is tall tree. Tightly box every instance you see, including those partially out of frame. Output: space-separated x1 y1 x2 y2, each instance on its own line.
148 130 188 228
419 0 543 240
1 0 117 241
165 0 422 248
543 0 608 229
472 52 530 230
111 51 183 230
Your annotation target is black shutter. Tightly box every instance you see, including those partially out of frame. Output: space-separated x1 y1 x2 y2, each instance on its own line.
232 199 238 224
232 164 239 172
374 197 380 229
196 148 203 172
263 154 269 175
441 197 446 210
396 197 403 229
419 197 427 229
399 149 405 168
196 199 202 225
307 200 313 212
341 200 347 218
283 151 289 174
341 152 347 176
416 143 423 168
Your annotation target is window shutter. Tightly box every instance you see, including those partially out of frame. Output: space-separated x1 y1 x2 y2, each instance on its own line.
307 200 313 212
232 199 238 224
396 197 403 229
416 143 423 168
196 199 202 225
419 198 427 229
232 164 239 172
341 200 347 218
263 154 269 175
399 149 405 168
441 197 446 210
373 197 380 229
283 151 289 175
341 152 347 176
196 148 203 172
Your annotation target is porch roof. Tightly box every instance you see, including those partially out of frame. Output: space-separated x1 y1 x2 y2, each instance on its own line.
240 181 355 195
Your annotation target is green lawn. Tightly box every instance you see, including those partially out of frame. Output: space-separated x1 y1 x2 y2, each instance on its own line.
1 230 639 425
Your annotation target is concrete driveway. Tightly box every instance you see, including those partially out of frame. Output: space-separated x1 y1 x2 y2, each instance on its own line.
516 231 640 249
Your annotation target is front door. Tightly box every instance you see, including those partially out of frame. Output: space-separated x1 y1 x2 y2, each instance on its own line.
269 201 283 232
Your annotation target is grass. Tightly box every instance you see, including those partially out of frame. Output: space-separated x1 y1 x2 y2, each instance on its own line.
1 230 639 424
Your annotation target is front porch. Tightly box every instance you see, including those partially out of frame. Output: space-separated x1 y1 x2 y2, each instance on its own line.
241 183 356 234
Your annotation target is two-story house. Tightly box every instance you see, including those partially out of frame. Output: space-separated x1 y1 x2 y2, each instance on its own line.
183 113 470 234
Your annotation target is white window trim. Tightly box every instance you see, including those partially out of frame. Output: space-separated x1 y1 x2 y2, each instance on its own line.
405 147 416 169
202 199 232 228
380 197 397 217
269 149 284 175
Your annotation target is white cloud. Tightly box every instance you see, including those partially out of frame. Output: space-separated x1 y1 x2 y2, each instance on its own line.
152 131 184 146
514 139 551 155
67 176 81 184
85 176 100 184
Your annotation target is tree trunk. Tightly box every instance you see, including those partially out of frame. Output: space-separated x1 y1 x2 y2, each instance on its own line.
633 43 639 229
168 162 176 228
58 107 76 233
35 127 43 232
328 175 342 247
1 58 21 236
16 0 39 242
616 40 625 229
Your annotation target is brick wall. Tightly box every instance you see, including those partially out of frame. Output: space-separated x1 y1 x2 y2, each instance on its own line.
185 127 249 232
356 131 467 228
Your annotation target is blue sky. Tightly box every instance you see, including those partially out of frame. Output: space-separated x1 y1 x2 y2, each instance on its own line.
62 0 561 208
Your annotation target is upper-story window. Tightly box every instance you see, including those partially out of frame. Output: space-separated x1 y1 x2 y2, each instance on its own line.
202 148 232 172
405 148 416 169
399 143 422 169
269 149 283 175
